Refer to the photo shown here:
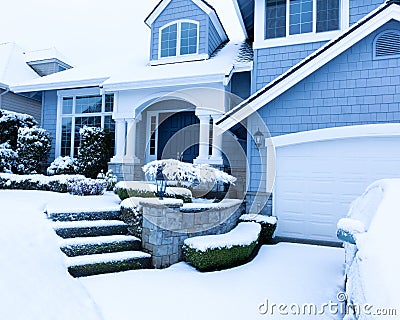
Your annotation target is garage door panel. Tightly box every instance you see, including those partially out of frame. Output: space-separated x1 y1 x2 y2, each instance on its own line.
274 134 400 242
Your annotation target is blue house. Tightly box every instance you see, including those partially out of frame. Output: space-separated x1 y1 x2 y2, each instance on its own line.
11 0 400 243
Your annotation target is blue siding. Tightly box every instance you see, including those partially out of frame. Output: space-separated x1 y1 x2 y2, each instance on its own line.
248 20 400 193
42 90 58 162
253 41 327 92
208 17 223 55
150 0 208 60
349 0 384 25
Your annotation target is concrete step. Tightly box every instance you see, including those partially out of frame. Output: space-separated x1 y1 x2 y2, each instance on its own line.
53 220 128 238
59 235 141 257
48 209 120 222
67 251 152 277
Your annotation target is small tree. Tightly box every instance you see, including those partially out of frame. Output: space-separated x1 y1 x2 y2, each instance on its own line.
17 127 52 174
75 126 109 178
0 142 18 173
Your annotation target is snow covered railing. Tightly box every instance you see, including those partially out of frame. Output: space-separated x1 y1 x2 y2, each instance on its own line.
183 222 261 271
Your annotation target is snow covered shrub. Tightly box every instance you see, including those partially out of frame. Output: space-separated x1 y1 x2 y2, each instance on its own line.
183 222 261 271
97 169 118 191
75 127 110 178
67 178 107 196
143 159 236 188
17 127 51 174
239 215 277 244
0 143 18 173
47 156 76 175
119 197 143 238
0 110 37 149
114 181 192 202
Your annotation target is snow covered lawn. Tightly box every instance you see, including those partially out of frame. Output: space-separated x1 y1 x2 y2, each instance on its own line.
82 243 345 320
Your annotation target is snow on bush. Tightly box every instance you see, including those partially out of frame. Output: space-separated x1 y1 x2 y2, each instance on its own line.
0 142 18 173
183 222 261 271
119 197 142 238
114 180 192 203
239 214 277 244
75 126 110 178
47 156 76 175
17 127 52 174
67 178 108 196
143 159 236 187
97 169 118 191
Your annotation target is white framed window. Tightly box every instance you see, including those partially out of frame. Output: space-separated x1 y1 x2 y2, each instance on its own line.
58 93 115 158
159 20 199 59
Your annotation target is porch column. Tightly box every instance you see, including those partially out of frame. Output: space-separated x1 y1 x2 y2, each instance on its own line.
124 118 140 163
111 119 126 163
194 115 210 164
210 114 223 165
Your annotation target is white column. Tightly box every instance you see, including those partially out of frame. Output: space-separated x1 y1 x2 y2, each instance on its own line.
194 115 210 164
124 119 140 163
111 119 126 163
209 115 223 165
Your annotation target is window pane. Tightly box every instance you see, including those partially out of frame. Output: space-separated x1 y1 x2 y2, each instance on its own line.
76 95 102 114
61 118 72 157
289 0 313 35
150 116 157 155
266 0 287 39
105 94 114 112
62 97 73 114
180 22 198 55
74 116 101 156
160 24 177 57
104 115 116 158
317 0 339 32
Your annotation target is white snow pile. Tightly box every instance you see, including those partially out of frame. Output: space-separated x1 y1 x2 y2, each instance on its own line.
47 156 76 175
0 190 103 320
143 159 236 187
344 179 400 313
184 222 261 252
115 180 192 199
239 214 277 225
120 197 141 210
336 217 366 234
138 197 184 207
181 199 242 211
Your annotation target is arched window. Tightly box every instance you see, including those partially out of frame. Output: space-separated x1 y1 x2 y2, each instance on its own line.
374 30 400 60
159 20 199 59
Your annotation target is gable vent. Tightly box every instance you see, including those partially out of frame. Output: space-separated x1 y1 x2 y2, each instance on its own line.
375 30 400 58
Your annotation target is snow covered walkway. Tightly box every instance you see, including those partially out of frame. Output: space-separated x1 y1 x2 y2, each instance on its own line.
82 243 345 320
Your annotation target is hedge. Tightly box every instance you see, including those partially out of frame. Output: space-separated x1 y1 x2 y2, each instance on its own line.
239 214 277 244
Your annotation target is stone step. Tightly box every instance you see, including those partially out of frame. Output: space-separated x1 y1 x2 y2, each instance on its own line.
59 235 141 257
53 220 128 238
67 251 152 277
47 209 121 222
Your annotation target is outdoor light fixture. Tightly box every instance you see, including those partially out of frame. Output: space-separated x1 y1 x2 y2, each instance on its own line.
155 166 167 200
254 128 264 148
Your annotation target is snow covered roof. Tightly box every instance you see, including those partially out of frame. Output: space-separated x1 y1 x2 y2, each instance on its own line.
24 47 73 67
217 0 400 131
0 42 40 87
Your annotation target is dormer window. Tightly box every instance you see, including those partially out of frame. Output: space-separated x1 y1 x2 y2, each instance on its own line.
159 20 199 59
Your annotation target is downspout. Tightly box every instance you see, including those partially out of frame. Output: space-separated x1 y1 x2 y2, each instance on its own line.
0 83 10 110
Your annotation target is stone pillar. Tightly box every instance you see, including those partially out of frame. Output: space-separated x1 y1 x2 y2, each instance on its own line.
209 114 223 165
124 119 140 164
194 115 210 164
110 119 126 163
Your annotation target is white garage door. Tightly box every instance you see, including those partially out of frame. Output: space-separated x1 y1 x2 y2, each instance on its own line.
272 124 400 243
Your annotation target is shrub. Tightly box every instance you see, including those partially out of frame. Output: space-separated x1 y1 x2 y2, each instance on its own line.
47 156 76 175
239 214 277 244
16 127 52 174
75 127 109 178
183 222 261 271
0 143 18 173
67 178 107 196
119 197 143 238
97 170 118 191
0 110 37 150
114 181 192 203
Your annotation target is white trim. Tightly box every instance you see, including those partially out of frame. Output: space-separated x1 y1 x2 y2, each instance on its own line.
218 3 400 131
150 53 208 65
232 0 248 39
269 124 400 148
145 0 172 26
254 0 349 49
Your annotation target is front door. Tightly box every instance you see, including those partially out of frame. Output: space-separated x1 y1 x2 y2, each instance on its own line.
157 111 199 163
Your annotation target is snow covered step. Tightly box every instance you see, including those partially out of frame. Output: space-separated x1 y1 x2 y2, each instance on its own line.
47 209 121 222
59 235 141 257
67 251 152 277
53 220 128 238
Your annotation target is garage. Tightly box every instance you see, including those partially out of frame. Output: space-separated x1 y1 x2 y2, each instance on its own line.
271 124 400 243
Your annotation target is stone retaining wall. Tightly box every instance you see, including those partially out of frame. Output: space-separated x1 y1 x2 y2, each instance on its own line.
140 199 244 268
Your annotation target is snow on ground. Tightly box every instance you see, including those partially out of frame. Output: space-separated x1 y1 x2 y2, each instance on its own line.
0 190 103 320
82 243 345 320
